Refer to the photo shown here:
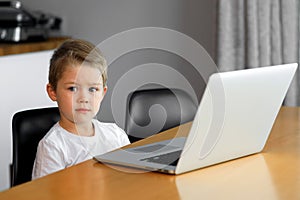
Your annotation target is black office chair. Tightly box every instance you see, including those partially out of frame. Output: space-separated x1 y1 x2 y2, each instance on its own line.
125 88 197 143
11 107 60 187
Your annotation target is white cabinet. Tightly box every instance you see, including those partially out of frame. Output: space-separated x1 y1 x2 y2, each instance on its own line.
0 50 56 190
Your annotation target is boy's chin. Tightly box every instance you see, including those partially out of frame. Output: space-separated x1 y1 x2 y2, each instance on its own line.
73 116 94 124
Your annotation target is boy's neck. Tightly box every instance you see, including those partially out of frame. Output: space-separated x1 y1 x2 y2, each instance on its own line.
59 120 95 137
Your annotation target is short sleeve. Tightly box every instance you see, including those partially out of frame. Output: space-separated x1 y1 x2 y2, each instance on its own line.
32 139 65 180
112 124 131 146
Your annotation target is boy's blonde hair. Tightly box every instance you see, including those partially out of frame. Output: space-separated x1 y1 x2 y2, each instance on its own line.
49 39 107 90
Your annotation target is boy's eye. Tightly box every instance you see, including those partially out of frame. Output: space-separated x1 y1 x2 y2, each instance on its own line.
89 87 99 93
68 86 78 92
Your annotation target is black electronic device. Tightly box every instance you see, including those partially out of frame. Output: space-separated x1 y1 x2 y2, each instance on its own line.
0 1 61 42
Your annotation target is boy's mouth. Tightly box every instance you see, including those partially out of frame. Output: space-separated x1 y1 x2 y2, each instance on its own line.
75 108 91 113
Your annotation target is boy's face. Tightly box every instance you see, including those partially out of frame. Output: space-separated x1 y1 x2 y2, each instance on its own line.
47 64 107 127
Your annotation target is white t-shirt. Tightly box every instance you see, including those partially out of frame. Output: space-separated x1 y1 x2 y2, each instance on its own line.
32 119 130 179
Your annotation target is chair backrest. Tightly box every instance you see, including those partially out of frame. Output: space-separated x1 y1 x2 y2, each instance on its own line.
125 88 197 143
11 107 60 187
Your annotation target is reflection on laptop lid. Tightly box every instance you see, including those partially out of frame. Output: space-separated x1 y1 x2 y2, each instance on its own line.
94 63 298 175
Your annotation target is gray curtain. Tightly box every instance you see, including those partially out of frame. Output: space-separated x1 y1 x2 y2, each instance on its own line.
217 0 300 106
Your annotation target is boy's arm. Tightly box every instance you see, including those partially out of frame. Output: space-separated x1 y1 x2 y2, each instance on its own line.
32 139 65 180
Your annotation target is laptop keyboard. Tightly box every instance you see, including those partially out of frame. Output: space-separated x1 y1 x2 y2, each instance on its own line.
140 150 182 166
131 144 178 153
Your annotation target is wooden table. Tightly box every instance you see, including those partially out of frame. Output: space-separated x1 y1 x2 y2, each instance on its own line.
0 107 299 200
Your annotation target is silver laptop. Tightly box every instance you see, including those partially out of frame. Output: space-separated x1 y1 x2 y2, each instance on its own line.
94 63 297 174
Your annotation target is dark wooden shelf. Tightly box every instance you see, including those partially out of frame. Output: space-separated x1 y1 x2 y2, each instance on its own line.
0 37 70 56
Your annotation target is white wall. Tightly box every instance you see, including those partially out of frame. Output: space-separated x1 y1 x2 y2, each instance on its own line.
0 51 56 190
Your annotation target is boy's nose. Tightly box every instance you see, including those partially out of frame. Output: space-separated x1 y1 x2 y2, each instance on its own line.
79 99 88 103
76 90 89 103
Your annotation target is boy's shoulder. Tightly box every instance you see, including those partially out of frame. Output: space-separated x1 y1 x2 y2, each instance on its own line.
93 119 124 134
92 119 129 144
40 123 68 144
92 119 120 130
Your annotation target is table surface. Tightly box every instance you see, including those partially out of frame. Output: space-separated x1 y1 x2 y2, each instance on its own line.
1 107 299 200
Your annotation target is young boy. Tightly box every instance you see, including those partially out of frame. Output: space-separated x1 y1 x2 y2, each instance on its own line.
32 39 130 179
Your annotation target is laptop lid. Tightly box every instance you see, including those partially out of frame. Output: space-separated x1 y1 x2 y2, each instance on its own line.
175 63 298 174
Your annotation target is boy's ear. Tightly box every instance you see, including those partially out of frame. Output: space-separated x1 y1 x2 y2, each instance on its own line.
103 86 107 96
46 84 57 101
